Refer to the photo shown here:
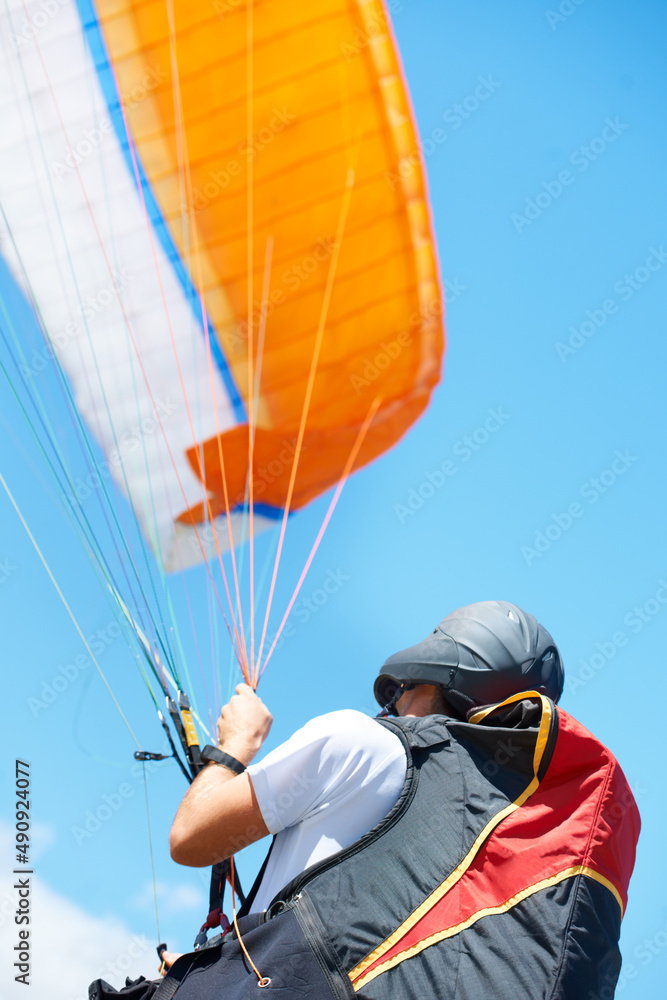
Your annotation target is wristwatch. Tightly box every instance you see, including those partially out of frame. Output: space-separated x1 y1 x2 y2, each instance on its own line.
200 745 246 775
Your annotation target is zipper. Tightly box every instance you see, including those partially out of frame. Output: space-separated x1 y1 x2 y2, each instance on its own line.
291 891 357 1000
265 720 418 909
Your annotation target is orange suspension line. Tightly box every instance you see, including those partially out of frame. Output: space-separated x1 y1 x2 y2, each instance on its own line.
259 395 382 679
255 161 358 677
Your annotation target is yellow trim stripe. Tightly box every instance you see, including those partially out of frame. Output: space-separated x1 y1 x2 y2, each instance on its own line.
352 866 623 991
582 866 624 915
348 693 553 984
468 688 545 725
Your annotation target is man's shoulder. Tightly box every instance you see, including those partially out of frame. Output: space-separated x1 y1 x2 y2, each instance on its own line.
302 709 394 739
304 708 380 730
299 709 405 759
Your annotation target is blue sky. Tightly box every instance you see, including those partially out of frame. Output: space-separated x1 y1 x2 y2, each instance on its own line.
1 1 666 996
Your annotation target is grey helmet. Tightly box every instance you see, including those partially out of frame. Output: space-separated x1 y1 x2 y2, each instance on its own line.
374 601 564 716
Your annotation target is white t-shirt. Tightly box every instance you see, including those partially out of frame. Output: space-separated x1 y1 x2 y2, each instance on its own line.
245 709 406 913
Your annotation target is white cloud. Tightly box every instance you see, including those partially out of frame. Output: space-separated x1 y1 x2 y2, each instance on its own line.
130 879 205 914
0 822 156 999
3 881 155 999
167 884 205 912
25 821 56 861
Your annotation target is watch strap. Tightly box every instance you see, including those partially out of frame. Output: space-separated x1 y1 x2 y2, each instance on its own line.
200 745 246 775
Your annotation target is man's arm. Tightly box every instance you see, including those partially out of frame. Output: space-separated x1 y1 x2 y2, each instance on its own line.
169 684 272 867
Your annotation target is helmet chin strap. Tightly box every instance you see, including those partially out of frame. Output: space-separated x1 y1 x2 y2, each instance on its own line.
376 683 475 721
376 683 415 718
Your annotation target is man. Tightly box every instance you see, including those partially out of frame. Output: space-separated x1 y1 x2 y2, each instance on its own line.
160 601 639 998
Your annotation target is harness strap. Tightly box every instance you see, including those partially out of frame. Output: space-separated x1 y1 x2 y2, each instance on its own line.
194 858 246 948
237 835 277 918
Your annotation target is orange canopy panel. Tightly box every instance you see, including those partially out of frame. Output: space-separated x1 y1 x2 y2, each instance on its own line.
97 0 444 521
